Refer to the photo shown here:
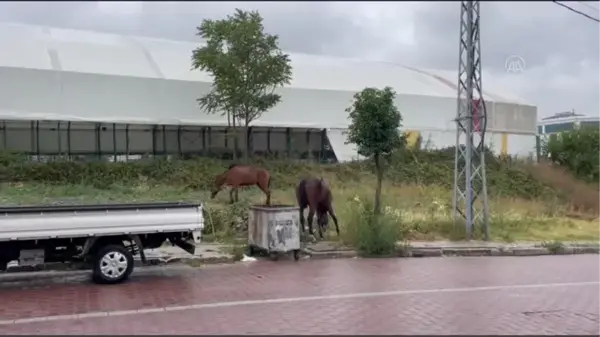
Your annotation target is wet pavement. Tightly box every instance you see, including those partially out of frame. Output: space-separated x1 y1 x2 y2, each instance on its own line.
0 255 598 335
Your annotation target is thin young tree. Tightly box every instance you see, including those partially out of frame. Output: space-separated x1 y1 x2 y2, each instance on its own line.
191 9 293 160
345 87 405 214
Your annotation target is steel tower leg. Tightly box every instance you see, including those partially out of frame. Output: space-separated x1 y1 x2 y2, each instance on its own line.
452 1 490 240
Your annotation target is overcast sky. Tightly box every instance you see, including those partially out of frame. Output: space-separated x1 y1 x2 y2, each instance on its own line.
0 1 598 118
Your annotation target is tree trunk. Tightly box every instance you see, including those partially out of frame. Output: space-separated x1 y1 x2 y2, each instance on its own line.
374 153 383 215
231 115 238 161
244 126 251 163
243 114 250 162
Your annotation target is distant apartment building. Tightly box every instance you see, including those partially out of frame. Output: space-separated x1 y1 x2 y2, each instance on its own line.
537 110 600 135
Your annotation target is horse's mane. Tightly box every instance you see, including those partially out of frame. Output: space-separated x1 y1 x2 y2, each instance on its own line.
228 163 238 170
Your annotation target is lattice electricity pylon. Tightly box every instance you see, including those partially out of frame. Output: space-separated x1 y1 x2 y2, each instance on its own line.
452 0 490 240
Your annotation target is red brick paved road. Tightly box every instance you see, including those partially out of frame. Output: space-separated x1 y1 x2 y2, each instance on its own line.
0 255 598 335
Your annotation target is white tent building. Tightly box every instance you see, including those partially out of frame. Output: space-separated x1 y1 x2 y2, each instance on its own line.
0 22 538 162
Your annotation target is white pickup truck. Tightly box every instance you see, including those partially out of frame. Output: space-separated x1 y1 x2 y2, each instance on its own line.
0 202 204 284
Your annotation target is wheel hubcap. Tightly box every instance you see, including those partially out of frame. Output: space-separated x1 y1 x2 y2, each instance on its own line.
100 251 128 279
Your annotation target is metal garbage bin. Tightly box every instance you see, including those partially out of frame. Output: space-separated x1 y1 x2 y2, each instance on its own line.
247 205 301 261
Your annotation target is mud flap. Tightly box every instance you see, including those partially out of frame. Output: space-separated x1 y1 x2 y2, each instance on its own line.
170 237 196 255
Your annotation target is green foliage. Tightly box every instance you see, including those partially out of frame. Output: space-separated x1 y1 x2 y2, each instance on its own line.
204 201 251 237
345 87 405 158
345 86 406 214
541 240 565 254
342 196 400 256
191 8 293 158
0 149 560 202
542 128 599 183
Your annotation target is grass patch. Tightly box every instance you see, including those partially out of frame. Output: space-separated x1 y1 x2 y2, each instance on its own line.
218 243 248 261
343 196 401 257
541 240 566 254
1 180 597 243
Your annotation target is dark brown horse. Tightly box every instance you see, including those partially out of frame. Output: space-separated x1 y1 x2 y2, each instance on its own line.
211 164 271 205
296 178 339 239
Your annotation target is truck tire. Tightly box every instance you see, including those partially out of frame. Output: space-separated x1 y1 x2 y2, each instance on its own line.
92 244 134 285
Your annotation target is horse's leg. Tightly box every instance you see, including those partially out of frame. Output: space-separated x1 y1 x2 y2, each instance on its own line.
307 207 316 237
329 208 340 236
299 206 306 233
317 213 325 239
229 187 236 204
235 188 239 202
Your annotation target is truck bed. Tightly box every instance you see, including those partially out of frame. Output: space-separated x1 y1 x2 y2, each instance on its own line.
0 202 204 241
0 202 201 215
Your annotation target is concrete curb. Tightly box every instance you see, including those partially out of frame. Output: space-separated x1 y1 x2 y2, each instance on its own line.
304 249 357 260
303 242 600 259
407 243 600 258
0 264 197 283
0 269 89 283
0 255 237 280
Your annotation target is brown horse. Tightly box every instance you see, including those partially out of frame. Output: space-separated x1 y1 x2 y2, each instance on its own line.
211 164 271 205
296 178 339 239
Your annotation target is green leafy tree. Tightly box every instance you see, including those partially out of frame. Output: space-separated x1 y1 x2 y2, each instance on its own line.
191 9 293 160
542 127 599 183
345 87 405 214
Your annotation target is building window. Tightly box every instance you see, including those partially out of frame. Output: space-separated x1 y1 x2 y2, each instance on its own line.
543 122 574 134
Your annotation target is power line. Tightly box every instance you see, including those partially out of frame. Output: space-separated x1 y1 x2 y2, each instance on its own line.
552 1 600 23
576 1 599 12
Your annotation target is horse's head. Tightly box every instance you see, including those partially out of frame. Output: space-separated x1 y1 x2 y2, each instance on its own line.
210 187 219 199
317 211 329 229
211 173 226 199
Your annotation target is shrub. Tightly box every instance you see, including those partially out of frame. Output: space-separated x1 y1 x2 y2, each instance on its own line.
343 195 402 256
203 200 251 237
542 128 599 183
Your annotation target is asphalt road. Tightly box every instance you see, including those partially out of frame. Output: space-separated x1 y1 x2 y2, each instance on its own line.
0 255 598 335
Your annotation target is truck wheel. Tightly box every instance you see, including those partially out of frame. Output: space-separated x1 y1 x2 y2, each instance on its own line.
92 244 134 285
